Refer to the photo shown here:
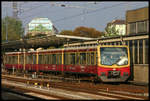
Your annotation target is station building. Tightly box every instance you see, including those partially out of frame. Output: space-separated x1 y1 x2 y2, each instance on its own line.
125 6 149 83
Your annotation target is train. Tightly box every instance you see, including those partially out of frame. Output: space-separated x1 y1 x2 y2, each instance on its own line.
3 45 131 82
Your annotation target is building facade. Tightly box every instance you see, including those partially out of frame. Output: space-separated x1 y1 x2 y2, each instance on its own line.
106 19 126 36
126 7 149 35
26 18 56 36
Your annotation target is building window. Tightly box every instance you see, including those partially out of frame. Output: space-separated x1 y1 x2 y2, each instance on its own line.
129 22 136 34
134 40 138 64
137 21 147 33
145 39 149 64
139 40 143 64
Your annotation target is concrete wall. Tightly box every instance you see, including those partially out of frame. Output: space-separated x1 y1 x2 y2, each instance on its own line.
133 64 149 83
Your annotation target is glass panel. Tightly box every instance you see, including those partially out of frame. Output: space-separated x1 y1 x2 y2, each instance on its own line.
87 53 90 65
134 40 138 64
70 53 75 65
100 47 128 66
145 39 149 64
80 53 86 65
139 40 143 64
91 52 94 65
52 54 56 64
129 22 136 34
129 40 133 63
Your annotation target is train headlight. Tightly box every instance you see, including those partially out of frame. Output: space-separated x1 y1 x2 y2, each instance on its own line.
101 72 106 76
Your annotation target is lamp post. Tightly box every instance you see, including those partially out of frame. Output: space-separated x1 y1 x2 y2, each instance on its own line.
5 7 8 42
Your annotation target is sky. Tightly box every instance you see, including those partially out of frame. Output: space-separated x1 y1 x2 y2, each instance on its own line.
1 1 149 35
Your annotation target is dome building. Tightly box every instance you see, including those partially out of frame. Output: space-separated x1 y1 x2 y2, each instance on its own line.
26 18 58 36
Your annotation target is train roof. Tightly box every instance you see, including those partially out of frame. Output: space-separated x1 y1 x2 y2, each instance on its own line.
4 44 128 55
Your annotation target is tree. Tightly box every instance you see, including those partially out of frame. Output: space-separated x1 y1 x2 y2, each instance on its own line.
104 24 120 37
2 16 24 42
73 26 103 38
59 30 74 36
59 26 103 38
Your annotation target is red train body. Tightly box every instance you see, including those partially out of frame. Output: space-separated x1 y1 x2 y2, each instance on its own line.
4 45 130 82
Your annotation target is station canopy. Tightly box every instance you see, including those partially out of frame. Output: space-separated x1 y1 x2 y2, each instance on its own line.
1 34 96 51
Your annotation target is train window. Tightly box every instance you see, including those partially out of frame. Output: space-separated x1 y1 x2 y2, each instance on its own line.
95 52 98 65
47 55 49 64
64 53 68 65
25 55 28 64
91 52 94 65
87 52 91 65
11 56 14 64
26 54 30 64
56 54 60 65
59 54 62 65
50 54 52 64
43 55 46 64
44 54 48 64
19 55 23 64
12 56 16 64
12 56 17 64
52 54 56 64
33 55 36 64
27 54 32 64
10 56 12 64
80 53 86 65
38 54 42 64
75 53 80 65
70 53 75 65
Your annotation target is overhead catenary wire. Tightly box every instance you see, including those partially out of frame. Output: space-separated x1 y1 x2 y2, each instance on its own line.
53 2 128 23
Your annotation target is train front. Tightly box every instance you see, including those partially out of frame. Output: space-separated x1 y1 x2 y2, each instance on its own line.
97 45 130 82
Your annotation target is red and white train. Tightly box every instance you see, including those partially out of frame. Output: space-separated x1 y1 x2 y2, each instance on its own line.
3 45 131 82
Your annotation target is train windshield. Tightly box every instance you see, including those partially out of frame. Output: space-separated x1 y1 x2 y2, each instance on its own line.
100 47 128 66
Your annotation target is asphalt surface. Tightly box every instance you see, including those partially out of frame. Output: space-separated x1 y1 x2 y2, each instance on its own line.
1 87 44 100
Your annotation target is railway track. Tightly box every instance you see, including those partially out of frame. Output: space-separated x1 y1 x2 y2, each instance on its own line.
2 74 148 100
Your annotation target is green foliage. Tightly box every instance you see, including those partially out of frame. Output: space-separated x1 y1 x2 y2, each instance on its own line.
104 25 120 37
60 26 103 38
2 16 24 42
